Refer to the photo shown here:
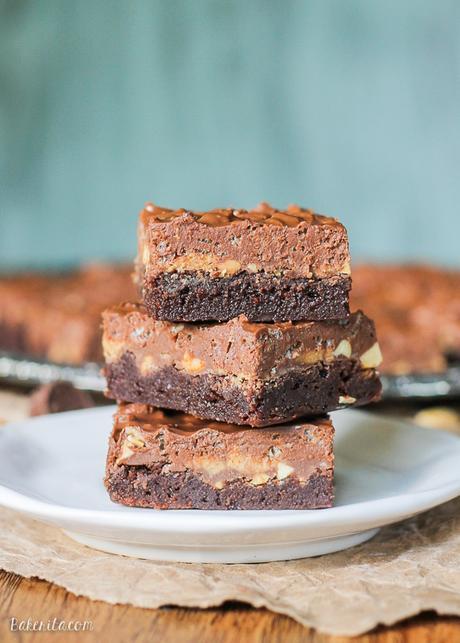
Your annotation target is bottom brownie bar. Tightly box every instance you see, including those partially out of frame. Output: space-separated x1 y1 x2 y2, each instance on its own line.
105 403 334 510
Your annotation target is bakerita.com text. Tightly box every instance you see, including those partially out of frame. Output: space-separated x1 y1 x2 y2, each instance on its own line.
9 617 94 632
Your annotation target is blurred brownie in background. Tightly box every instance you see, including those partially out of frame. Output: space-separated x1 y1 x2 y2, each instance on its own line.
0 264 135 364
352 264 460 375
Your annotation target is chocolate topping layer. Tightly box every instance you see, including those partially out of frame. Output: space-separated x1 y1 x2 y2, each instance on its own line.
137 201 350 280
102 304 381 381
141 202 341 228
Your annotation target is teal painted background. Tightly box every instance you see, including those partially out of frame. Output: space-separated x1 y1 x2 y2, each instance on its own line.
1 1 459 269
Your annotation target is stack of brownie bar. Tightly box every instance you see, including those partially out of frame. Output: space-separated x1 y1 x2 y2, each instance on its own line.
102 203 382 510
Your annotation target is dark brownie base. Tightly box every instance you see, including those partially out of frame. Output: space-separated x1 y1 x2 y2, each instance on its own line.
142 271 351 322
105 464 333 510
105 353 381 427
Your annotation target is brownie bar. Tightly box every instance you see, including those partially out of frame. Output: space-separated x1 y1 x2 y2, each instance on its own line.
103 305 382 426
352 264 460 374
105 403 335 510
136 202 351 321
0 264 135 364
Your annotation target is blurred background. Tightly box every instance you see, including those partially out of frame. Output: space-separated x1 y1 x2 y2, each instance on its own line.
1 0 459 269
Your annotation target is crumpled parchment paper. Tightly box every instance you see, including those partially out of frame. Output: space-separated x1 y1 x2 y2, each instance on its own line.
0 498 459 636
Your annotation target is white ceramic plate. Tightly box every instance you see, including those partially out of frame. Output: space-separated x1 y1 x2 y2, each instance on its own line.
0 407 459 563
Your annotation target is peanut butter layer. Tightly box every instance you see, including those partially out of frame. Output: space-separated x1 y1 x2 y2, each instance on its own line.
102 304 382 382
110 403 334 489
137 201 350 280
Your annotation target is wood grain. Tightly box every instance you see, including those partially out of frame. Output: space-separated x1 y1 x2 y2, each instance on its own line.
0 571 459 643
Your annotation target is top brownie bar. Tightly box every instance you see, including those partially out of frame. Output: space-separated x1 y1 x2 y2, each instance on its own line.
136 202 351 322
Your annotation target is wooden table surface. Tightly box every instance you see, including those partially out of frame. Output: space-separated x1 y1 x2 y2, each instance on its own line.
0 570 459 643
